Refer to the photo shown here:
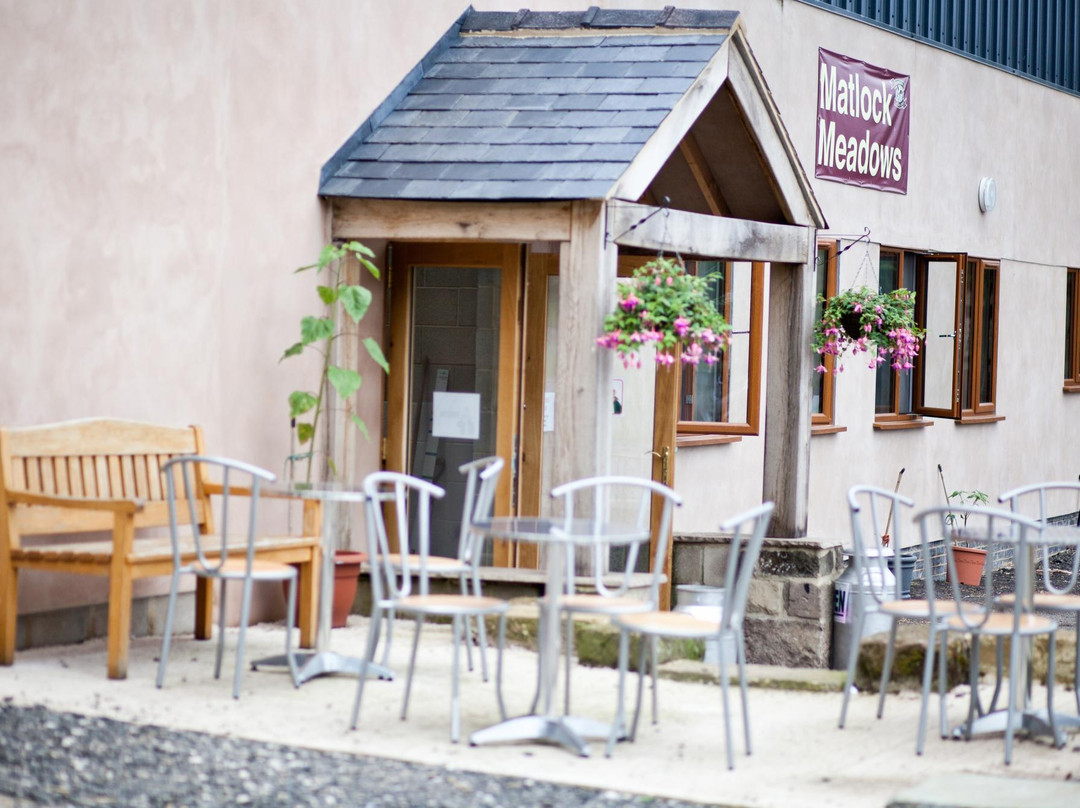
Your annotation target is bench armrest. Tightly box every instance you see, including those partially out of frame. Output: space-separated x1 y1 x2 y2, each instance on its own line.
5 490 144 514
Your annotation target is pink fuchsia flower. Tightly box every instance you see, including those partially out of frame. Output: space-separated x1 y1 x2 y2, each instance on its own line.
674 316 690 338
620 293 641 312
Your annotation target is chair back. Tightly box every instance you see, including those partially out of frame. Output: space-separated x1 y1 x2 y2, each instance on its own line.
716 502 774 633
363 471 446 604
999 481 1080 595
915 504 1043 630
846 485 916 605
550 475 682 607
457 456 503 568
161 455 275 573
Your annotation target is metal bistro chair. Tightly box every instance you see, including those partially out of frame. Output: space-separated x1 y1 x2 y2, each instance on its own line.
915 504 1063 764
605 502 774 770
378 457 503 678
550 476 682 717
838 486 958 754
351 471 509 743
157 456 299 699
998 481 1080 718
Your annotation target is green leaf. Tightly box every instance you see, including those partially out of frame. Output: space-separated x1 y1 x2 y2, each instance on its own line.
297 422 315 445
363 337 389 374
328 365 362 400
339 285 372 323
351 413 371 441
281 342 304 361
316 243 344 270
317 285 338 305
344 241 375 258
300 316 334 345
358 257 380 279
289 391 318 418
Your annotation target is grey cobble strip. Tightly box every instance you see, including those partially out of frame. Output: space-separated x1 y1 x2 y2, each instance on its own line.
0 704 719 808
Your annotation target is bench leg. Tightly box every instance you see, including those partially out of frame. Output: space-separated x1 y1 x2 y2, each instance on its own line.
0 561 16 665
194 578 214 640
106 564 133 680
297 549 320 650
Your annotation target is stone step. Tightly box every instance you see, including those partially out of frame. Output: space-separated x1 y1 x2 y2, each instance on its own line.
888 773 1080 808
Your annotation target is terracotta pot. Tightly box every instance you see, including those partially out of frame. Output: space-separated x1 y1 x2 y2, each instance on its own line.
283 550 367 628
949 545 987 586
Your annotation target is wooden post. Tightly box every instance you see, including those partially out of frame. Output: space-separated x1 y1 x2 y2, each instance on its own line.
762 237 817 537
651 361 679 610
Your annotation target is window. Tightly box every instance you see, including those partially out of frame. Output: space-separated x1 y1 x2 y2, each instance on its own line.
812 241 844 433
874 248 919 426
913 253 1001 421
678 260 763 438
1065 268 1080 391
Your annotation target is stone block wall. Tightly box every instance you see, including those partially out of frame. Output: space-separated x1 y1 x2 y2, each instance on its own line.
672 533 844 668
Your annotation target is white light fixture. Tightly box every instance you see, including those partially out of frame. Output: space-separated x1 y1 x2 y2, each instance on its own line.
978 177 997 213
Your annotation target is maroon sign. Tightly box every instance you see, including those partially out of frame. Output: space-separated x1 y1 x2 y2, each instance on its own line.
815 49 910 194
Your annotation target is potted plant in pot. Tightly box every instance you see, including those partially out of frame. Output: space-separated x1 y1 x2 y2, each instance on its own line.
282 240 388 627
938 467 990 586
812 286 924 373
596 256 730 367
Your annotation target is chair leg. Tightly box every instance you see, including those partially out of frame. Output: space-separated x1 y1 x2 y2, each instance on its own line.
988 636 1005 713
877 621 898 719
650 635 658 726
1005 632 1020 765
838 605 868 729
1048 631 1064 749
402 615 423 721
916 626 937 755
214 579 227 681
736 630 752 759
966 636 982 743
451 614 462 743
605 627 631 758
938 630 949 740
156 569 182 689
719 629 735 770
379 607 396 669
494 613 507 721
563 612 574 716
233 576 255 699
350 605 384 730
630 632 648 741
458 577 474 674
1073 629 1080 715
284 575 300 688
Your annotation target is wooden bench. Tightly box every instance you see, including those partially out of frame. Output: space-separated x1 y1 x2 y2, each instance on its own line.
0 418 322 679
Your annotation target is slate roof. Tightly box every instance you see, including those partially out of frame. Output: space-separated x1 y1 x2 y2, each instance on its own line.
319 7 738 201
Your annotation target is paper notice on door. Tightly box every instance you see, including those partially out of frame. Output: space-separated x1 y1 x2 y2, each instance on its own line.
432 392 481 440
543 391 555 432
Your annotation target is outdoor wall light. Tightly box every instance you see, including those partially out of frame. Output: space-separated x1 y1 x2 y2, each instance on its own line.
978 177 997 213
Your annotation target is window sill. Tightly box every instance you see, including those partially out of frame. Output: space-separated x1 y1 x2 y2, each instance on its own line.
676 433 742 447
873 418 934 431
811 424 847 436
1064 382 1080 393
956 413 1005 425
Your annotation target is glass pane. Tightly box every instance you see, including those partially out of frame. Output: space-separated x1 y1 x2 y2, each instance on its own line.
1067 270 1076 379
921 259 959 411
812 247 829 414
960 260 976 410
979 265 997 404
875 251 899 413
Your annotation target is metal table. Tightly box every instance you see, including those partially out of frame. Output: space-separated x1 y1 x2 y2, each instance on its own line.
467 516 651 757
253 483 392 685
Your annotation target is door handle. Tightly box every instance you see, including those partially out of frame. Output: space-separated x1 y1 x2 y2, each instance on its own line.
647 446 670 487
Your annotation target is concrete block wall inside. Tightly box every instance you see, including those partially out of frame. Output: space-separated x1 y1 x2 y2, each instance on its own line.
673 532 844 668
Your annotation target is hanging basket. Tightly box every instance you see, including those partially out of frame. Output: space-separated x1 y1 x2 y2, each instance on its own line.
840 311 864 340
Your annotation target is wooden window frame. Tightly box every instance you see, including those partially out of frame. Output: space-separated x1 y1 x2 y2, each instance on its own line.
677 260 763 438
811 240 841 433
1065 268 1080 392
874 247 927 429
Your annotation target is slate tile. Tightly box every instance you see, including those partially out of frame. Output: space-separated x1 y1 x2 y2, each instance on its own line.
429 143 488 162
366 126 430 144
550 179 614 198
487 77 542 95
578 62 634 78
346 142 390 161
597 93 683 111
336 160 399 179
437 47 482 63
515 128 573 144
504 94 558 111
475 62 541 79
550 95 605 111
412 109 470 126
342 178 413 197
401 179 463 197
530 62 587 78
565 47 632 63
500 180 565 198
582 143 641 161
625 62 706 78
473 47 529 63
443 78 499 94
536 162 608 180
609 109 669 127
421 126 514 145
388 163 452 180
611 46 671 62
638 77 696 94
533 77 597 94
452 94 514 110
561 110 618 127
482 143 589 162
461 110 518 127
621 127 654 143
603 34 727 46
398 94 460 110
516 46 578 62
440 162 545 181
413 78 456 94
590 162 631 180
666 45 724 61
319 177 365 197
511 35 606 48
568 127 632 143
508 110 567 127
381 143 440 161
427 62 490 80
587 78 648 94
381 109 421 126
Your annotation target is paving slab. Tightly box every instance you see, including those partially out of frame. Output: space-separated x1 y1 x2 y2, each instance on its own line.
887 773 1080 808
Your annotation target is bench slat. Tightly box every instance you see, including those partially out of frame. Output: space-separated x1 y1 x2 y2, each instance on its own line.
107 456 122 498
13 534 319 566
146 455 162 501
67 458 83 497
26 459 40 493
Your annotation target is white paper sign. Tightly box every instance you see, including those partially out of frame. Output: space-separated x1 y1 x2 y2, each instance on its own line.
432 392 481 440
543 391 555 432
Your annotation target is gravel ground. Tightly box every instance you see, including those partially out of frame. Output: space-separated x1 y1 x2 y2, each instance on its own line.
0 703 715 808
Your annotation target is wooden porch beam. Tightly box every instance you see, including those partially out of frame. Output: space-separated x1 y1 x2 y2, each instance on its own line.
331 198 572 242
678 133 730 216
609 201 811 264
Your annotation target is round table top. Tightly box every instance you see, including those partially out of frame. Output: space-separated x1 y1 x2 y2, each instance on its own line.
475 516 651 546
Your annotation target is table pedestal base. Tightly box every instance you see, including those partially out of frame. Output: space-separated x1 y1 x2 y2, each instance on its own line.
252 651 393 685
469 714 618 757
953 708 1066 747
